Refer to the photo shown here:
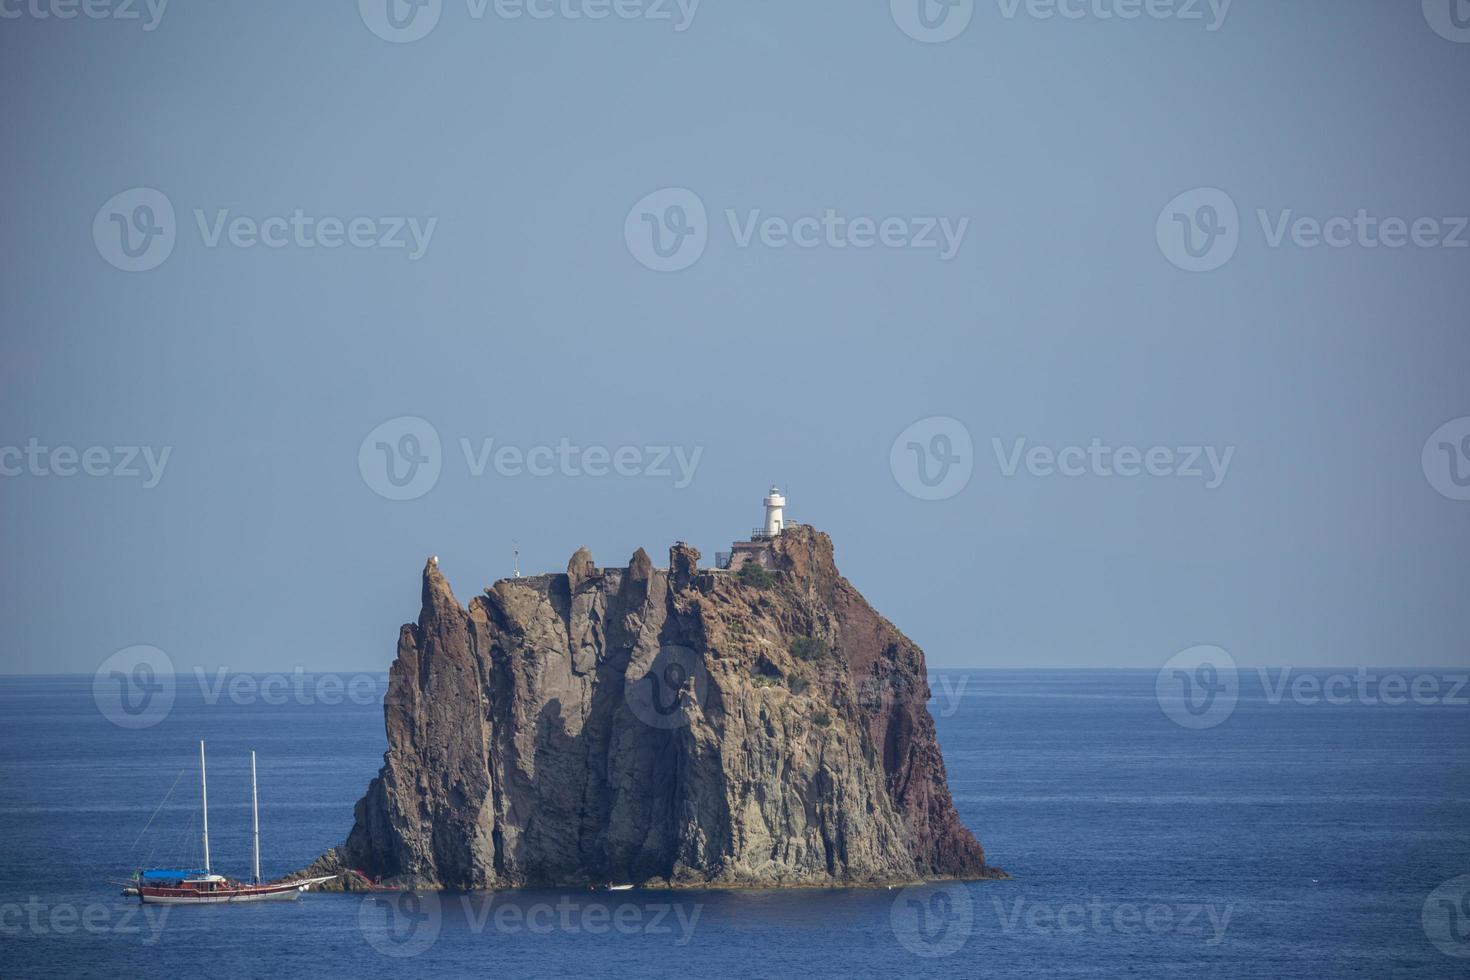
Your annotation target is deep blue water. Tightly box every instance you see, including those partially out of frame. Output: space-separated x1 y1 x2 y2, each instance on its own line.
1 670 1466 979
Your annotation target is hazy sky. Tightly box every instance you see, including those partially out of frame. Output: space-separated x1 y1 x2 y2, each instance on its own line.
1 0 1467 674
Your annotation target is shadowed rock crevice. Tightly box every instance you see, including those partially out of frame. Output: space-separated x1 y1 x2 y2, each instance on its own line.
316 526 1005 889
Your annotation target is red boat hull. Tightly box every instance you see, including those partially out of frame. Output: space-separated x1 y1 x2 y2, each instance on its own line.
137 876 334 904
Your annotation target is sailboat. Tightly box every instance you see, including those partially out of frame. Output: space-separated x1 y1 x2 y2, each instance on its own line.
127 741 335 904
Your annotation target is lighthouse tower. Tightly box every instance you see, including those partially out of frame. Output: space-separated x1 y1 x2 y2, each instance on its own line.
762 486 786 538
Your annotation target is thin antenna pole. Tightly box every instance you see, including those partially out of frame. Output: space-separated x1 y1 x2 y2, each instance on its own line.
513 541 520 578
250 751 261 885
199 740 210 874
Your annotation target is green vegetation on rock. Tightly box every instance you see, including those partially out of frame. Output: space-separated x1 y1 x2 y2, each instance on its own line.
737 561 776 589
789 636 829 662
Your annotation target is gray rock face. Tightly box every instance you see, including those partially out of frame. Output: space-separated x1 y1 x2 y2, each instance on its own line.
327 526 1004 889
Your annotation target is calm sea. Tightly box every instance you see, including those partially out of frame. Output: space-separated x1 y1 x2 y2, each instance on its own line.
0 669 1466 978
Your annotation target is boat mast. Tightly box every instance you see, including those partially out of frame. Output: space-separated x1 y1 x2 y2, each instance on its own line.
199 740 210 874
250 751 261 885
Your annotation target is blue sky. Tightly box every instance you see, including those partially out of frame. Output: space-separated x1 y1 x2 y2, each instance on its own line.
1 0 1467 673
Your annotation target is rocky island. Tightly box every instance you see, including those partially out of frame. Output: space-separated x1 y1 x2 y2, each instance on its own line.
305 496 1004 890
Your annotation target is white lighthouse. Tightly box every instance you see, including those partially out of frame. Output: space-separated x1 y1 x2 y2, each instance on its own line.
762 486 786 537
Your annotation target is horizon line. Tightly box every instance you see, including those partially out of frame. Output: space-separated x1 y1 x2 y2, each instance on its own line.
5 665 1470 678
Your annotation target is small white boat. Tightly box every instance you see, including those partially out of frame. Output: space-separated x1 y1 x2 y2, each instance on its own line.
125 742 335 905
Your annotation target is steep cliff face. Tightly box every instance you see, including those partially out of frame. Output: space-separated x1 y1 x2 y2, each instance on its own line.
318 526 1004 889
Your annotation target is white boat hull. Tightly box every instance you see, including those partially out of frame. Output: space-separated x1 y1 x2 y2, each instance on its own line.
138 877 335 905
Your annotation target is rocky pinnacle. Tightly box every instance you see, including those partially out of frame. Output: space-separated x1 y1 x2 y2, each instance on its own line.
307 526 1005 889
